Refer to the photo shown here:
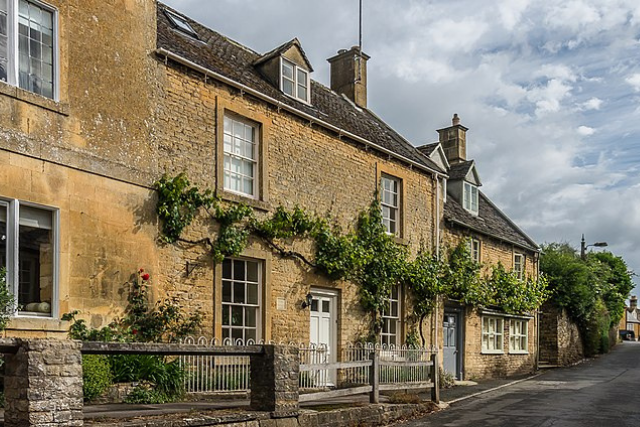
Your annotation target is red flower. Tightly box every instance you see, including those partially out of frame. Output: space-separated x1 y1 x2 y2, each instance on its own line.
139 268 144 273
141 273 150 281
132 329 138 335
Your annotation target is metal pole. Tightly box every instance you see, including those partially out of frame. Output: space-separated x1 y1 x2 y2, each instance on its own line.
580 234 586 260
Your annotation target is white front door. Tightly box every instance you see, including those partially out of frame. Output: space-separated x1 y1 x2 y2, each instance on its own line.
309 289 337 386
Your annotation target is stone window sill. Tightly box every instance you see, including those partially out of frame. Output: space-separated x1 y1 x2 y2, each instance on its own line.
5 316 69 334
0 81 69 116
481 350 504 355
219 190 270 212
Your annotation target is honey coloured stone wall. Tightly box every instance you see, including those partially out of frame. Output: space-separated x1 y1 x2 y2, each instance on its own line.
462 308 537 380
0 0 162 337
152 61 441 346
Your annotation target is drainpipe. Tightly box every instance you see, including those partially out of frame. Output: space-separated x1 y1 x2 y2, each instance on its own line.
433 175 441 356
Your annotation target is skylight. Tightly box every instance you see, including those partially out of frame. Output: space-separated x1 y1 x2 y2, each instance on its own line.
165 10 198 39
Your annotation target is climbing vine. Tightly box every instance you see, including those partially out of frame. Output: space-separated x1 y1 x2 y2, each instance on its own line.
154 173 548 337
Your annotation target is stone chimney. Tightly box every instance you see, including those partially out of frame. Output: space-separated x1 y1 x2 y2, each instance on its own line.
437 113 468 165
328 46 370 108
631 296 638 311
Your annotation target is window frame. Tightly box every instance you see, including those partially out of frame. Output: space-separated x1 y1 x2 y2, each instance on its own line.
469 238 480 263
509 319 529 354
222 113 259 199
380 284 401 347
513 253 524 280
0 198 59 318
280 57 310 103
380 174 401 237
0 0 59 100
481 316 504 354
221 257 262 344
164 9 198 39
463 181 479 215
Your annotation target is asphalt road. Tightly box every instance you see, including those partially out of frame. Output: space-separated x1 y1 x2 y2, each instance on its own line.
396 341 640 427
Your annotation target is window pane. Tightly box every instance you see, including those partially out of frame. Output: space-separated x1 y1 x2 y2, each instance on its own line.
246 261 258 282
222 281 231 302
282 60 293 79
233 281 245 303
222 304 230 325
231 328 242 340
233 260 245 280
18 207 53 315
222 258 232 279
231 306 243 326
282 78 294 96
245 307 256 327
297 84 307 101
247 283 258 305
322 300 330 313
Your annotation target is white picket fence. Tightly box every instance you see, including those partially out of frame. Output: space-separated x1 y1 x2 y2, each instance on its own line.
179 337 436 397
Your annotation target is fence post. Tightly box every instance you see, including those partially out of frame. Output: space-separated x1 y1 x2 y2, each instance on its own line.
250 344 299 414
430 352 440 403
4 339 84 427
369 349 379 404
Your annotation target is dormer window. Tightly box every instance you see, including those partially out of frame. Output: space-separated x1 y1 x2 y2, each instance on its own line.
463 182 479 214
281 58 309 103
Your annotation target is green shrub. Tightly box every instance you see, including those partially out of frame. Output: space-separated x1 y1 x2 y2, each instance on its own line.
82 355 113 401
63 269 201 404
124 385 171 404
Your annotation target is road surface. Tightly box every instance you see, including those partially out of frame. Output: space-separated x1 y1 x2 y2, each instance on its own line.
396 341 640 427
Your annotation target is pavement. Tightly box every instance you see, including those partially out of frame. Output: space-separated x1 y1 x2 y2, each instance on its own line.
76 372 541 422
0 370 541 424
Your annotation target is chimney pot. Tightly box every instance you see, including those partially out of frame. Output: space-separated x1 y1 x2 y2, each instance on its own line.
631 296 638 310
452 113 460 126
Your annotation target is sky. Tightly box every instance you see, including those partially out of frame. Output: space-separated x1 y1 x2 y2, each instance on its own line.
163 0 640 289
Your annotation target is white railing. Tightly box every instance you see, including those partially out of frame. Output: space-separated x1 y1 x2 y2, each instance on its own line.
299 342 437 402
179 337 437 400
180 336 252 393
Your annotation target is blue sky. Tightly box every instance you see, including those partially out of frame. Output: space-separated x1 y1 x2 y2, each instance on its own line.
163 0 640 288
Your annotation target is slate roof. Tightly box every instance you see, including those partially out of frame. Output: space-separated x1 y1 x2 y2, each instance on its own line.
156 3 444 174
253 38 314 72
444 192 539 252
416 143 439 157
448 160 475 181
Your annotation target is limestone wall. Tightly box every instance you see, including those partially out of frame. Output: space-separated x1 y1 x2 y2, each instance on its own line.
539 302 583 366
462 308 537 380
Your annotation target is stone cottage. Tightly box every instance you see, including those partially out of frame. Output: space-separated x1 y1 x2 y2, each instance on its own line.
419 115 541 380
0 0 541 381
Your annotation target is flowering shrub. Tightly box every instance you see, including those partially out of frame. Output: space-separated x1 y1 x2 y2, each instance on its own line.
63 269 203 402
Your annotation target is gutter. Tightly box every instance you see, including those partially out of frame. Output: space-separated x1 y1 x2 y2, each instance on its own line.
154 48 447 179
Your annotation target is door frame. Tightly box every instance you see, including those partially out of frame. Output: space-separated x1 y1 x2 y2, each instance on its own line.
309 288 339 385
443 305 464 380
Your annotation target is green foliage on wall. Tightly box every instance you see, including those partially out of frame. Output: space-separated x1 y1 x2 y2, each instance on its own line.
154 173 549 337
540 242 634 356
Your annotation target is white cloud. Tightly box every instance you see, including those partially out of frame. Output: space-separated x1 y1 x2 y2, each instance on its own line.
581 97 602 110
626 74 640 91
577 125 596 136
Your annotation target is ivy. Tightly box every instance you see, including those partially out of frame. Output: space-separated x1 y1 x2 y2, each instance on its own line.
154 173 549 338
155 173 215 243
